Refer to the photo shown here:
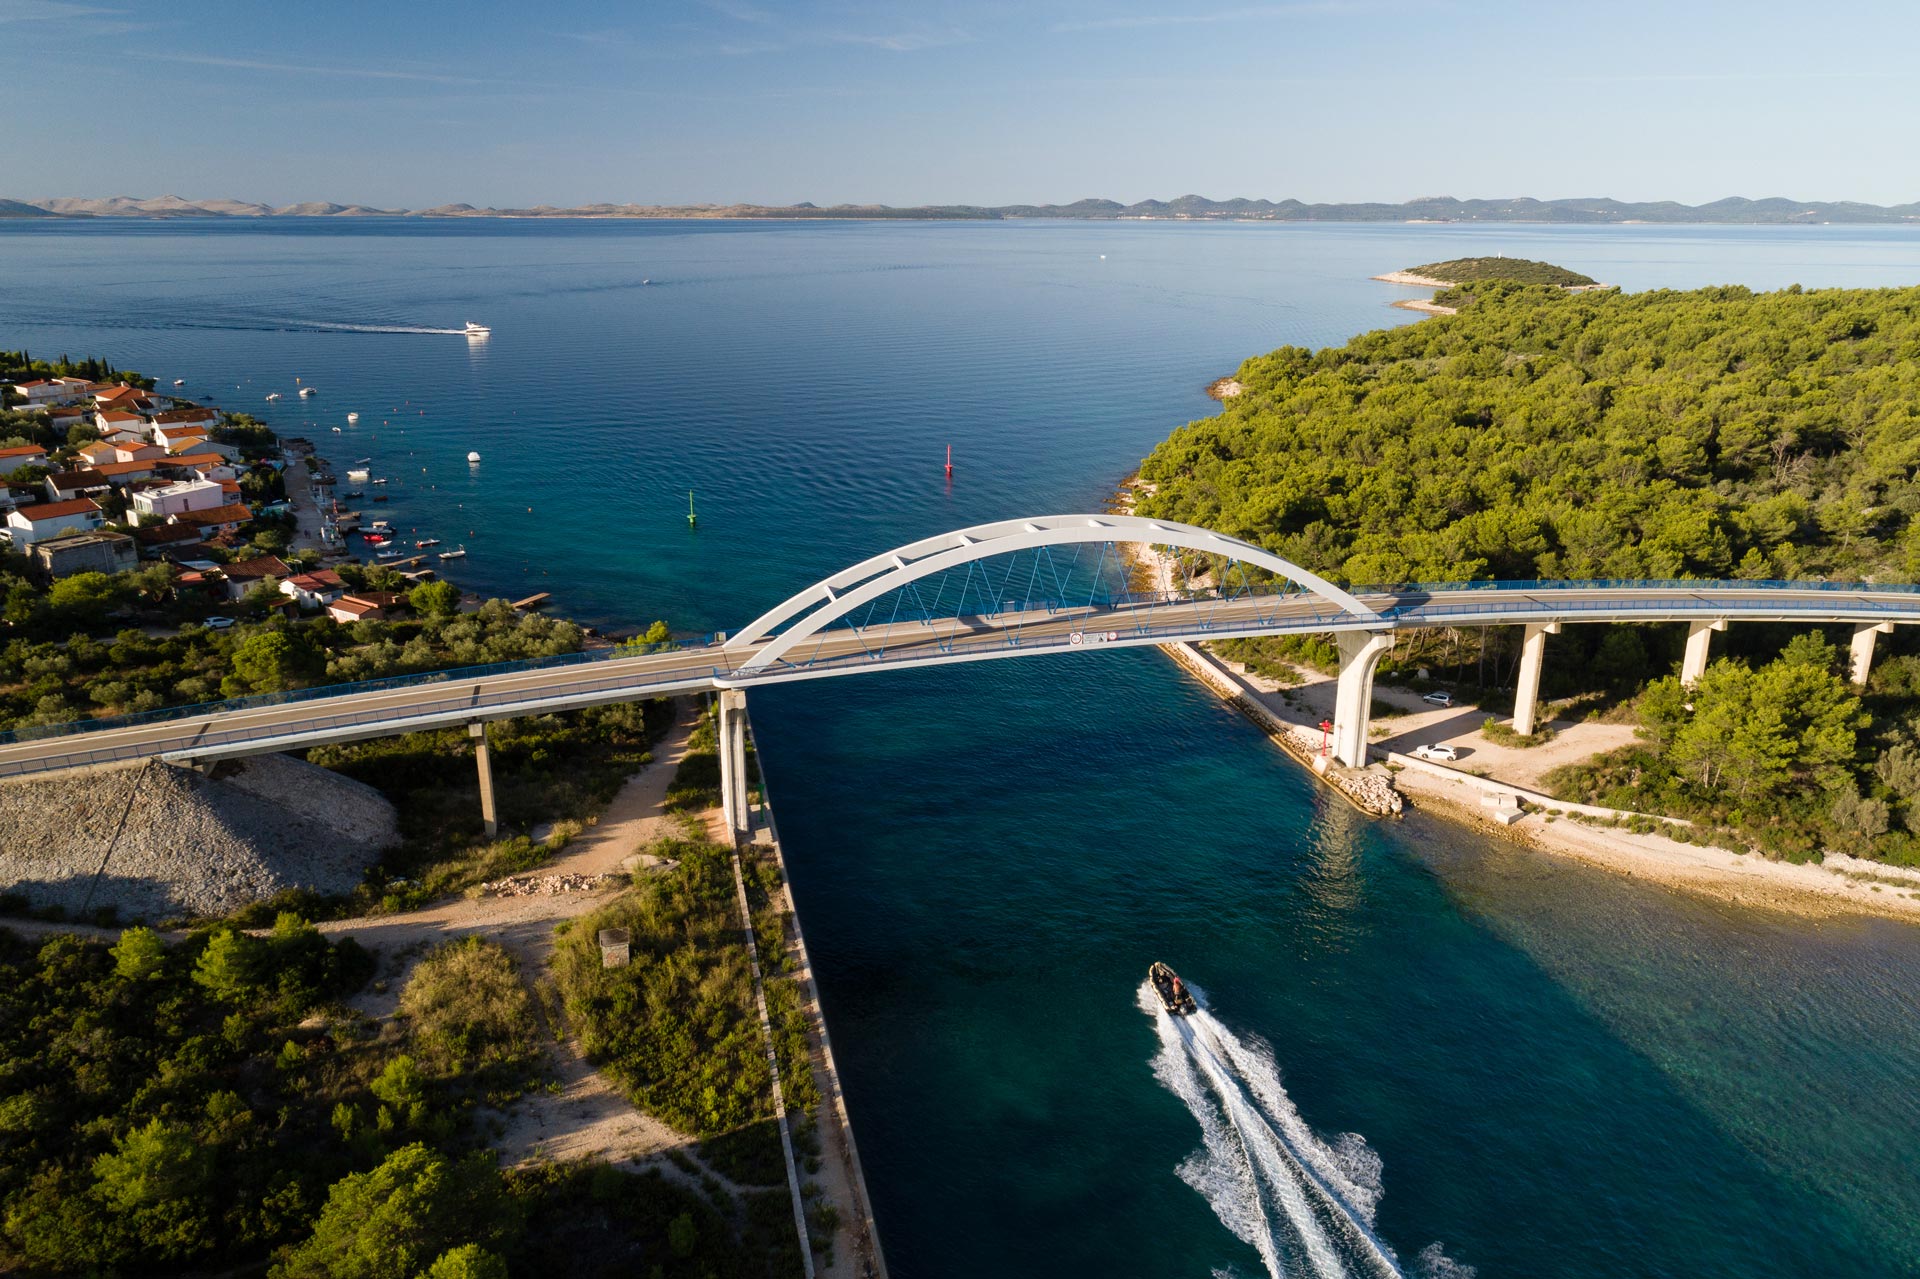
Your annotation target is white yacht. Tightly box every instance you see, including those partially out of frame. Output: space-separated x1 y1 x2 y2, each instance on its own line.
464 321 490 336
347 412 360 424
299 386 317 398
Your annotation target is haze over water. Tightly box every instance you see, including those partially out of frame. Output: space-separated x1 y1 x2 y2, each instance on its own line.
5 218 1919 1276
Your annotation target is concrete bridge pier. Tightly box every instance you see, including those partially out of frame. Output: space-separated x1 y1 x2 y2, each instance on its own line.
1851 621 1894 686
718 689 751 843
1511 621 1561 736
1681 618 1727 685
469 722 498 838
1332 631 1394 768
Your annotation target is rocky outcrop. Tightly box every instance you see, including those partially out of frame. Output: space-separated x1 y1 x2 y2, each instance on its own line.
0 755 397 920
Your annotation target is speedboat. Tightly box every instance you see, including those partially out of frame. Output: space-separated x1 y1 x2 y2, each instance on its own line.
172 379 185 386
1149 962 1197 1016
439 546 466 560
265 392 282 402
299 387 317 398
415 537 442 548
347 412 360 424
464 321 490 336
371 478 388 485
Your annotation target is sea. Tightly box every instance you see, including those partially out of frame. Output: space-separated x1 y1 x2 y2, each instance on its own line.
4 217 1919 1277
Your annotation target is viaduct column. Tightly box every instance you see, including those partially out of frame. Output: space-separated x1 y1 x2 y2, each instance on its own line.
1680 619 1727 685
1850 621 1894 686
1511 622 1561 737
718 689 751 843
469 722 498 838
1332 631 1394 769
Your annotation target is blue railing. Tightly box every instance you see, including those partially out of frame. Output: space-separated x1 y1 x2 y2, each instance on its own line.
1359 577 1920 596
11 576 1920 769
0 639 702 747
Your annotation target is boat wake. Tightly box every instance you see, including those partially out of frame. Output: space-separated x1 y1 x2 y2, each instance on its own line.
1143 982 1469 1279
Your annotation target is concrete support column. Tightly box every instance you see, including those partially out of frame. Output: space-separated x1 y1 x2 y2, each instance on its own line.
1850 621 1894 687
1681 619 1727 685
1511 622 1561 737
718 689 750 842
469 722 498 838
1332 631 1394 769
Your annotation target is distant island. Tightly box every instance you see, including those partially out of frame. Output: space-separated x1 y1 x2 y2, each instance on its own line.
1377 258 1599 288
10 193 1920 224
1374 258 1609 315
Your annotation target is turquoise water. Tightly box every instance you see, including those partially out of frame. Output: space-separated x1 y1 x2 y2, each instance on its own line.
6 219 1920 1275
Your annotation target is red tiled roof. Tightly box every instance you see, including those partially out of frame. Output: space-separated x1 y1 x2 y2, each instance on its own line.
13 497 101 522
224 554 291 581
133 522 203 545
0 445 46 459
173 503 252 527
93 460 155 477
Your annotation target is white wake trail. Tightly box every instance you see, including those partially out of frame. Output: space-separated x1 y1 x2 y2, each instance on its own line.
1143 980 1410 1279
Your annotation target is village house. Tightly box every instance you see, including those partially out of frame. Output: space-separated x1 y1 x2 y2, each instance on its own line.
281 568 347 610
131 521 206 560
112 441 167 463
5 497 103 548
11 377 96 409
154 422 208 449
95 408 149 436
44 469 112 502
93 384 158 414
220 554 291 601
0 443 49 472
91 458 157 485
168 502 251 539
44 404 92 435
77 441 119 467
152 406 217 433
327 592 406 624
131 475 224 524
157 453 237 482
28 529 137 579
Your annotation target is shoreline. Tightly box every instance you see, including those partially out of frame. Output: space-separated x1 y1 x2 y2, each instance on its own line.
1191 641 1920 923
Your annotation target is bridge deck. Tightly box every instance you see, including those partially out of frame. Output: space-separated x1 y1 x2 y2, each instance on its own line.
4 583 1919 779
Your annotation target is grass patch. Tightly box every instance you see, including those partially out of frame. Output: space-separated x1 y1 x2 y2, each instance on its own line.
1480 716 1556 748
398 937 545 1104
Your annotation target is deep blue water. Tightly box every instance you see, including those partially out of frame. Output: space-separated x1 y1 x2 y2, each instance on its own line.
5 218 1920 1277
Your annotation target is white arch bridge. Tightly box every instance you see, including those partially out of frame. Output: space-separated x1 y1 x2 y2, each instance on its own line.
6 513 1920 837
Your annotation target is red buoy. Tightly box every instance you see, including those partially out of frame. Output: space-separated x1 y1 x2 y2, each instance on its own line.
944 444 953 478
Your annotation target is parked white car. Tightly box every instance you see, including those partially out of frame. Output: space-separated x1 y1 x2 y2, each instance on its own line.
1421 691 1454 707
201 616 236 630
1413 743 1460 762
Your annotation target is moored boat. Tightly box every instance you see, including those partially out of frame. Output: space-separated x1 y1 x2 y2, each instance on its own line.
438 546 466 560
1149 962 1196 1016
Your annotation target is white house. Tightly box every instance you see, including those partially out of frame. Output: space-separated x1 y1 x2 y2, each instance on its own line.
131 476 224 525
281 569 348 610
5 497 103 548
0 444 49 473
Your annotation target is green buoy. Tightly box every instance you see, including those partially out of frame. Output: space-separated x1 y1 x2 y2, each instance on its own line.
687 489 697 528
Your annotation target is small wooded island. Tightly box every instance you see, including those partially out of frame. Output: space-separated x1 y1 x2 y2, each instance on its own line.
1378 257 1600 288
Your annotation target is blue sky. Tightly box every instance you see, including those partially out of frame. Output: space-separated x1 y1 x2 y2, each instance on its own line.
2 0 1915 207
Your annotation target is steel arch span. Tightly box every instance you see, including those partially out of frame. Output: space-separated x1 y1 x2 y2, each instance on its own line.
721 513 1381 674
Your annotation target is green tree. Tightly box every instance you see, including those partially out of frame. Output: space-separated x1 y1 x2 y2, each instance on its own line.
44 571 125 627
192 929 264 1003
90 1119 213 1260
419 1243 509 1279
230 631 317 693
410 580 460 617
111 926 168 981
271 1143 511 1279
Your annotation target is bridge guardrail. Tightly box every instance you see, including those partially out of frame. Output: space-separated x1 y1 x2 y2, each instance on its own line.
11 583 1920 778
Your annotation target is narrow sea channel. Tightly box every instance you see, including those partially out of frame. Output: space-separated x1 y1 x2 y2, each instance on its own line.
5 216 1919 1275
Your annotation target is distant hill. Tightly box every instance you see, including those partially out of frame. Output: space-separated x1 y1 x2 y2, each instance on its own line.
10 193 1920 224
1398 258 1598 287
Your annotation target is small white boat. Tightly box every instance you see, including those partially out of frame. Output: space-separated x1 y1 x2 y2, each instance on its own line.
331 426 342 433
371 477 388 485
467 451 481 462
439 546 467 560
463 321 490 336
172 378 185 386
347 468 370 481
347 412 360 424
265 392 282 402
416 537 442 548
299 387 317 398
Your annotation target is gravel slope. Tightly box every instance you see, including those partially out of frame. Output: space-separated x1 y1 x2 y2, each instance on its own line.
0 754 397 920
